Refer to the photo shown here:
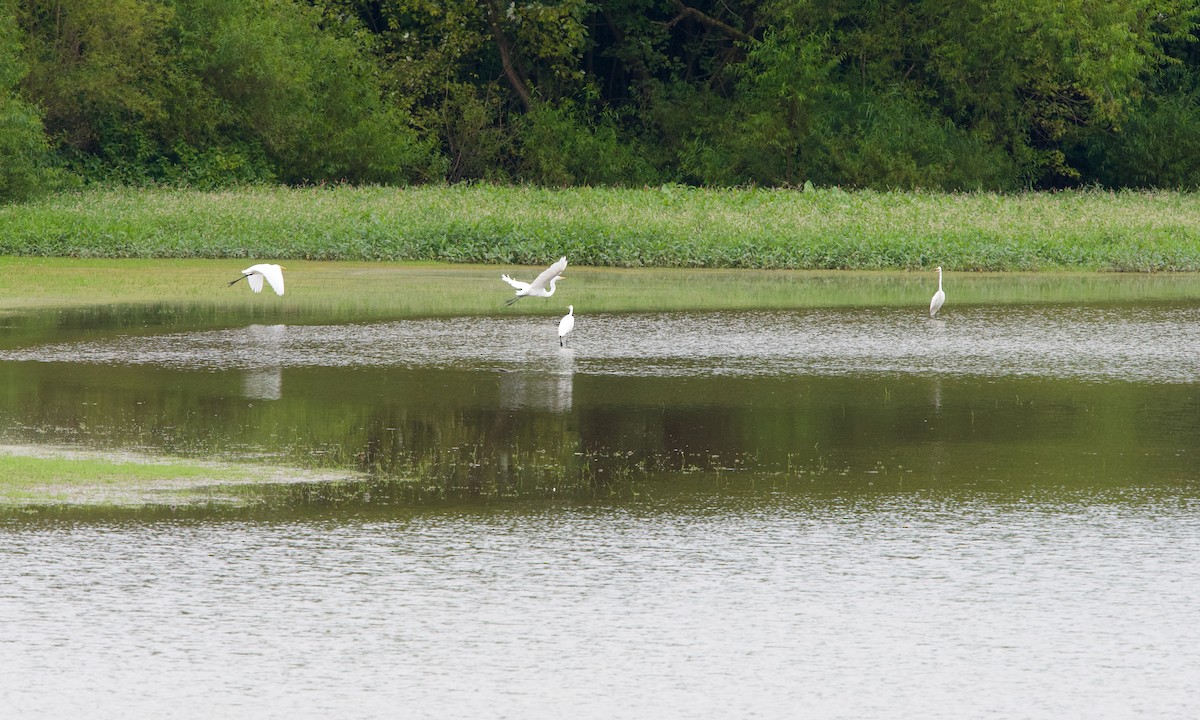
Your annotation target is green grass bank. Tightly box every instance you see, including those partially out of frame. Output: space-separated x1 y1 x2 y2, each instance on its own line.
2 186 1199 271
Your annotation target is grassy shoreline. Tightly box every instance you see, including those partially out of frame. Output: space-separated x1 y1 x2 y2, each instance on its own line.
1 186 1198 271
0 258 1196 321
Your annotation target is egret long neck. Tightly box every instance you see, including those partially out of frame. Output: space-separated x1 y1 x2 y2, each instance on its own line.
938 269 943 291
545 278 558 297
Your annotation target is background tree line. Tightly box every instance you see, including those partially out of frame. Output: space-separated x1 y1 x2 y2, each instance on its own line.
3 0 1199 201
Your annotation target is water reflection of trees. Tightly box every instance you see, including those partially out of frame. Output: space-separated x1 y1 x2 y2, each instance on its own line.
0 361 1195 502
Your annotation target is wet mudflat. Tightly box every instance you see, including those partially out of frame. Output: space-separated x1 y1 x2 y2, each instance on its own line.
1 272 1198 718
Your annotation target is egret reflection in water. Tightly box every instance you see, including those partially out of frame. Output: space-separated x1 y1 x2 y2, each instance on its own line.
244 323 288 360
500 349 575 412
242 367 283 400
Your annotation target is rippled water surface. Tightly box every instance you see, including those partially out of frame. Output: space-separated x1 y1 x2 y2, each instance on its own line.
5 304 1200 382
2 291 1199 718
5 498 1200 719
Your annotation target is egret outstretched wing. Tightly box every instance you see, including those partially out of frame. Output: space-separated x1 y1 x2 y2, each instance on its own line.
503 256 569 305
257 264 285 296
528 257 568 293
230 263 285 296
500 274 531 292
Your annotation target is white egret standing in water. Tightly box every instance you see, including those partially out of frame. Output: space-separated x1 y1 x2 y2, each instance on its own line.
929 266 945 317
501 256 567 306
558 305 575 347
229 263 285 296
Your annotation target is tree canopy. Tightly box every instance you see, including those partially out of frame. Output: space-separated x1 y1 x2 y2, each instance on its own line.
3 0 1199 200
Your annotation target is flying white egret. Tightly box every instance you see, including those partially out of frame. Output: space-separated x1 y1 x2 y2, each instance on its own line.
558 305 575 346
501 256 567 306
929 266 945 317
229 263 285 296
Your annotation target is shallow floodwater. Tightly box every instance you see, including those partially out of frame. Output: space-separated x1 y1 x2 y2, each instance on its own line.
5 501 1200 719
2 289 1199 718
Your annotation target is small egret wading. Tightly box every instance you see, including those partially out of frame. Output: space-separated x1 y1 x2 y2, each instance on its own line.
501 257 567 306
558 305 575 346
929 266 945 317
229 264 285 296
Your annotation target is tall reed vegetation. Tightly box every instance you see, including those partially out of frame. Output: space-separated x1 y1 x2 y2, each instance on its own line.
2 186 1197 271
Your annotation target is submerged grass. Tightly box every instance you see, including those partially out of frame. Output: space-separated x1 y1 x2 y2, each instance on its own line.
0 445 362 506
0 257 1196 322
1 185 1199 271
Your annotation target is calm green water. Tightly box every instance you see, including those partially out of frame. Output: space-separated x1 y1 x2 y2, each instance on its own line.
2 279 1199 717
0 301 1196 505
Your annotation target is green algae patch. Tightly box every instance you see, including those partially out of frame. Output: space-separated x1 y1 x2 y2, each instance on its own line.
0 445 362 507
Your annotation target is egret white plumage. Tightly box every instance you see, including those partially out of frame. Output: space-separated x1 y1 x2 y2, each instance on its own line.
229 263 285 296
501 256 567 306
558 305 575 346
929 266 945 317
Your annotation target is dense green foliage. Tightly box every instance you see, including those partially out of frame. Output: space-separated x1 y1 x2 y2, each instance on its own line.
2 186 1198 270
2 0 1200 200
0 8 58 200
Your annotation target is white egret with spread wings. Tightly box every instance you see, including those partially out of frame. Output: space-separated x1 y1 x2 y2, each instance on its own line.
229 263 285 296
501 257 567 306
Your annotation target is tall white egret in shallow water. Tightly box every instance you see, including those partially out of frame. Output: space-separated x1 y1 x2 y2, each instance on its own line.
929 266 945 317
229 264 285 296
558 305 575 346
501 256 567 305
